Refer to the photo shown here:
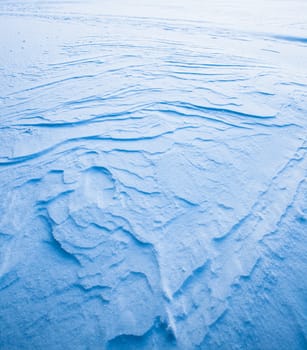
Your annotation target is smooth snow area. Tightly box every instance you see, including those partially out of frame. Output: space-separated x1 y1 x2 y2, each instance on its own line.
0 0 306 349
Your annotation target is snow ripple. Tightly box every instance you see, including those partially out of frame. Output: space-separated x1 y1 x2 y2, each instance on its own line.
0 0 306 349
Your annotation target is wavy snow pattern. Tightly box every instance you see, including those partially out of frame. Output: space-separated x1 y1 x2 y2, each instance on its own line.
0 0 306 349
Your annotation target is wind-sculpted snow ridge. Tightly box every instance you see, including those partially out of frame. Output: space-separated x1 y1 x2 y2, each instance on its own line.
0 0 307 349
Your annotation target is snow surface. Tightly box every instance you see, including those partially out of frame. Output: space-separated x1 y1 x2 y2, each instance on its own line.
0 0 306 349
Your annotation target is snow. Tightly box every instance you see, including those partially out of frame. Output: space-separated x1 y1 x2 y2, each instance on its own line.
0 0 306 349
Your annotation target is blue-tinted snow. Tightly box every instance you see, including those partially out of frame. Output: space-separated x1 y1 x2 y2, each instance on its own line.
0 0 306 349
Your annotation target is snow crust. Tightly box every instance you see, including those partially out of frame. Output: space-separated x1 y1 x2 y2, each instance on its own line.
0 0 306 349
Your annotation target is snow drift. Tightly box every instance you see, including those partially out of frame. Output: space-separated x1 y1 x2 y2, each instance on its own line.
0 0 306 349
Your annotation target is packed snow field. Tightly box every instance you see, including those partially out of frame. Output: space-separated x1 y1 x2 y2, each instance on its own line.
0 0 306 349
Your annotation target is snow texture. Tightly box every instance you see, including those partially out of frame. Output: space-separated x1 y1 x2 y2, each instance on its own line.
0 0 306 349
